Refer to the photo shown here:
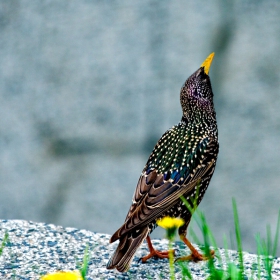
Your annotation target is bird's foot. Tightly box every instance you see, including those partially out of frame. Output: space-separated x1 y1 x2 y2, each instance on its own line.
142 235 175 263
141 249 175 263
175 249 215 262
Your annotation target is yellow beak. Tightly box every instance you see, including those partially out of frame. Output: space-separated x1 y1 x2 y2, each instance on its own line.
200 52 215 75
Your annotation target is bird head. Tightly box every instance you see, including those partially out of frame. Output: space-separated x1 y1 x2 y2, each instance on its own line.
180 53 215 120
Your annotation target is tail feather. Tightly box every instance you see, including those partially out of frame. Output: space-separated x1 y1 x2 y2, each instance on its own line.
107 227 149 272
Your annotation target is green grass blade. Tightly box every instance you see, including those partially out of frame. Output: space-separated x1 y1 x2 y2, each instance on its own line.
178 262 193 280
232 198 244 278
266 224 272 255
272 209 280 257
229 230 236 253
0 232 9 257
223 234 230 263
189 226 202 245
79 243 90 280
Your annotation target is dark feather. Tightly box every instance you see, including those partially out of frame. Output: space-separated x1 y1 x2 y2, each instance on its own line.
110 136 217 242
107 227 149 272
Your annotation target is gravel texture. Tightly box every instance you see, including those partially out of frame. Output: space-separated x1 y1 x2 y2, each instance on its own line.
1 2 280 256
0 220 279 279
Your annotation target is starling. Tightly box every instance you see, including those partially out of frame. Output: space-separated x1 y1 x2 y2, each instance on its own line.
107 53 219 272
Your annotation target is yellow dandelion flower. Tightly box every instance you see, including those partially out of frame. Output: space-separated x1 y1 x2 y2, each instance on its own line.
157 216 184 241
40 271 83 280
157 216 184 229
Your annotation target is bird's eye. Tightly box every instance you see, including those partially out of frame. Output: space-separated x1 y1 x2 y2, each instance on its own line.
200 71 210 84
196 67 208 81
195 68 204 78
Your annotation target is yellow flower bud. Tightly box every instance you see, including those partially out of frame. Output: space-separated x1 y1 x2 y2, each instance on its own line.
40 271 83 280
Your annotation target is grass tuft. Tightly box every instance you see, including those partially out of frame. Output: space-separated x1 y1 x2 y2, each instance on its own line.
0 232 9 257
255 209 280 280
79 243 90 280
177 194 280 279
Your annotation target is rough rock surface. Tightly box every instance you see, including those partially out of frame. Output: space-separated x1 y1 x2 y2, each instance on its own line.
0 220 279 279
1 1 280 254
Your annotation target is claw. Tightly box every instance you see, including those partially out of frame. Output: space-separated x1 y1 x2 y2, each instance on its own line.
175 249 215 262
142 249 174 263
141 236 175 263
177 234 215 262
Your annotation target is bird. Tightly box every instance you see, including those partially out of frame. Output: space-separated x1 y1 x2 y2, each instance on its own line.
107 53 219 272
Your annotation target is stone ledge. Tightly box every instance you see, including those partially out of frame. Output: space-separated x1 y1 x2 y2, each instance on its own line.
0 220 279 279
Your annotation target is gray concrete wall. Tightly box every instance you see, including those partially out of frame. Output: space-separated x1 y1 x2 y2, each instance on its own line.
0 1 280 254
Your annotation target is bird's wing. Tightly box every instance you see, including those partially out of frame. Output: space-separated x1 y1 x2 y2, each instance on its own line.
110 131 218 242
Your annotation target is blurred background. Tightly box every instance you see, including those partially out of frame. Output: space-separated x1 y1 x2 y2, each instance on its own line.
0 1 280 255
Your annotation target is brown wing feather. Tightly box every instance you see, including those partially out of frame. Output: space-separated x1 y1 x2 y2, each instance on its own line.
110 137 218 243
107 227 149 272
110 160 214 243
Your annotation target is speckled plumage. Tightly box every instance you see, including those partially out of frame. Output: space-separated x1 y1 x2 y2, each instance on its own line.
107 54 219 272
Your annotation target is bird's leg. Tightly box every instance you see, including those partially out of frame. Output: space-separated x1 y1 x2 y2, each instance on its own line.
141 236 175 263
175 234 214 262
